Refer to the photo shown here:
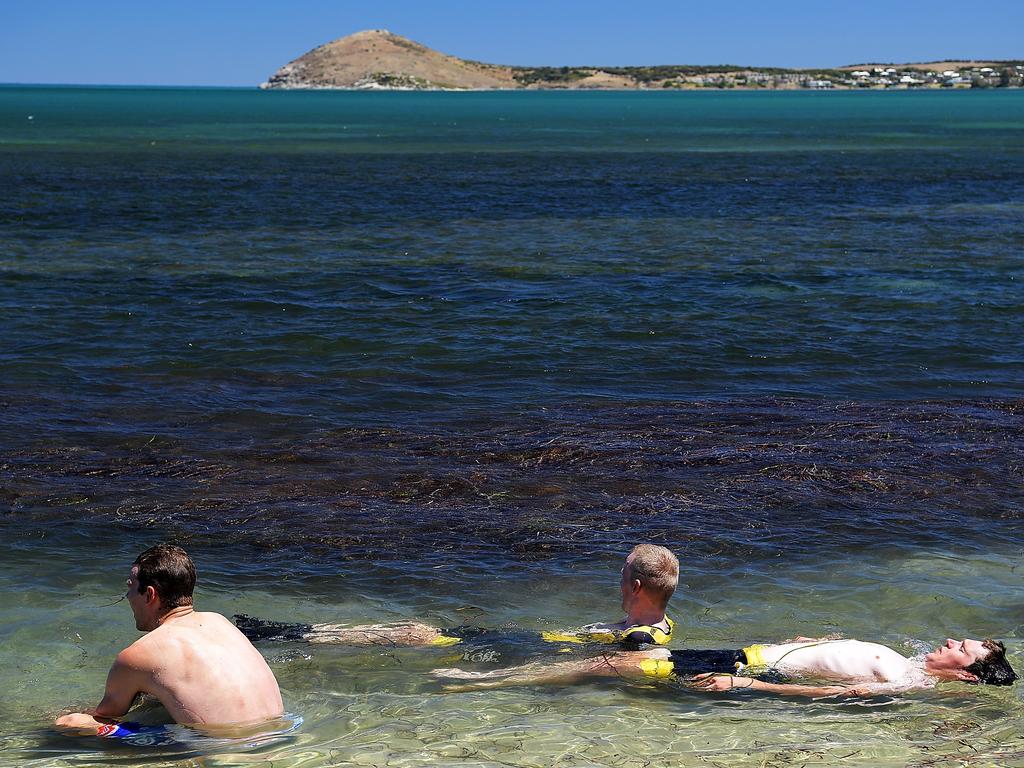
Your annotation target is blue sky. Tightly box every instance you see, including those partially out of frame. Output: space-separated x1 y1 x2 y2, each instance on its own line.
3 0 1021 86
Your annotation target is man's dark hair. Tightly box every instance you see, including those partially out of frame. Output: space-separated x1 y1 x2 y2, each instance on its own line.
133 544 195 609
966 639 1017 686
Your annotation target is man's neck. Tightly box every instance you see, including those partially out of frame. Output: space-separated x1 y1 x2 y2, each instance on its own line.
920 659 954 680
157 605 195 626
624 605 667 628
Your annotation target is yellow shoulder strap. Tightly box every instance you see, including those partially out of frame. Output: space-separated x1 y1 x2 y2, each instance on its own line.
622 616 674 645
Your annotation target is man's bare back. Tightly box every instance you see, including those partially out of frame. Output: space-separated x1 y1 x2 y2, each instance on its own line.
114 610 283 724
57 545 284 737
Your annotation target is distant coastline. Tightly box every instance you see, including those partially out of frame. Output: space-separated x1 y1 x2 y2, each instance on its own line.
261 30 1024 91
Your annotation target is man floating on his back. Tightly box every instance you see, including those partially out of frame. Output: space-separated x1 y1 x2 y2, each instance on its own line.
234 544 680 649
56 544 285 741
434 634 1018 697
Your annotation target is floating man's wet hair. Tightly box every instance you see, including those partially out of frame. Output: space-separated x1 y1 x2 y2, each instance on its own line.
965 639 1017 686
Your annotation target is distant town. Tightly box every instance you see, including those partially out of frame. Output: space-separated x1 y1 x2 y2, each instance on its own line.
637 62 1024 89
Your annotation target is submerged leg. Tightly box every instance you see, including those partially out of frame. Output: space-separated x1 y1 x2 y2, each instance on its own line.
305 621 447 646
234 614 446 646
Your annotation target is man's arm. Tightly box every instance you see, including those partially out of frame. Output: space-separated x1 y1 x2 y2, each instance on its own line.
434 652 648 691
55 652 145 735
691 673 872 698
93 653 145 718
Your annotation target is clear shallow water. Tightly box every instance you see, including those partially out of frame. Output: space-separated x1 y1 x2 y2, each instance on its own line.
0 87 1023 766
1 535 1021 767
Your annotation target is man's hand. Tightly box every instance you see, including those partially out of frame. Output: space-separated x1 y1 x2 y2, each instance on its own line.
689 673 752 691
54 712 114 736
844 685 875 697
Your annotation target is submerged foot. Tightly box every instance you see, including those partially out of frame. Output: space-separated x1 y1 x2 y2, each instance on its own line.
431 667 510 680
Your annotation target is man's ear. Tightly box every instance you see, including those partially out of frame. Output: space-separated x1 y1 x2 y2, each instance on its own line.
954 669 980 683
631 578 642 595
143 585 159 606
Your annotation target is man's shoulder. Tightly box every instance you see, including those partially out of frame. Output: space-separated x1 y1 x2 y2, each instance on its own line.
192 610 232 626
160 610 233 632
173 611 255 646
115 636 160 671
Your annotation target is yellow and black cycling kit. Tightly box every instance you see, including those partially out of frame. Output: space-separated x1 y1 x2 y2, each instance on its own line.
235 613 676 649
538 617 675 647
638 645 771 678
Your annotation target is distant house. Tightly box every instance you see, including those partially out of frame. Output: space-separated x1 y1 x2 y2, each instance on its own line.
804 79 833 89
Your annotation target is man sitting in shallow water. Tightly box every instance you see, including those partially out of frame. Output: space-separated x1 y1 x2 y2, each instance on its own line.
434 635 1017 697
235 543 679 649
56 544 284 739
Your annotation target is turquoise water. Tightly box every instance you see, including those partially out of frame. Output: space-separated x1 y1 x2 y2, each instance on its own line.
0 87 1022 765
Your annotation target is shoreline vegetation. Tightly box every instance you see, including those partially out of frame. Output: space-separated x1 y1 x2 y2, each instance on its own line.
261 29 1024 92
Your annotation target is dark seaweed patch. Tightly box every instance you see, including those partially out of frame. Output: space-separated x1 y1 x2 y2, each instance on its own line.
1 398 1021 565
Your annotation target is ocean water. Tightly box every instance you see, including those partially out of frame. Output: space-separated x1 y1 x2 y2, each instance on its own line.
0 86 1022 766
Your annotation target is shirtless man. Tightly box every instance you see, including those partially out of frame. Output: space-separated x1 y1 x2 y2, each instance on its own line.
434 635 1017 697
235 543 679 649
56 544 284 739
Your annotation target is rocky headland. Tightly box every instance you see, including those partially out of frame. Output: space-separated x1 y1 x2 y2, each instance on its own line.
260 30 1023 91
